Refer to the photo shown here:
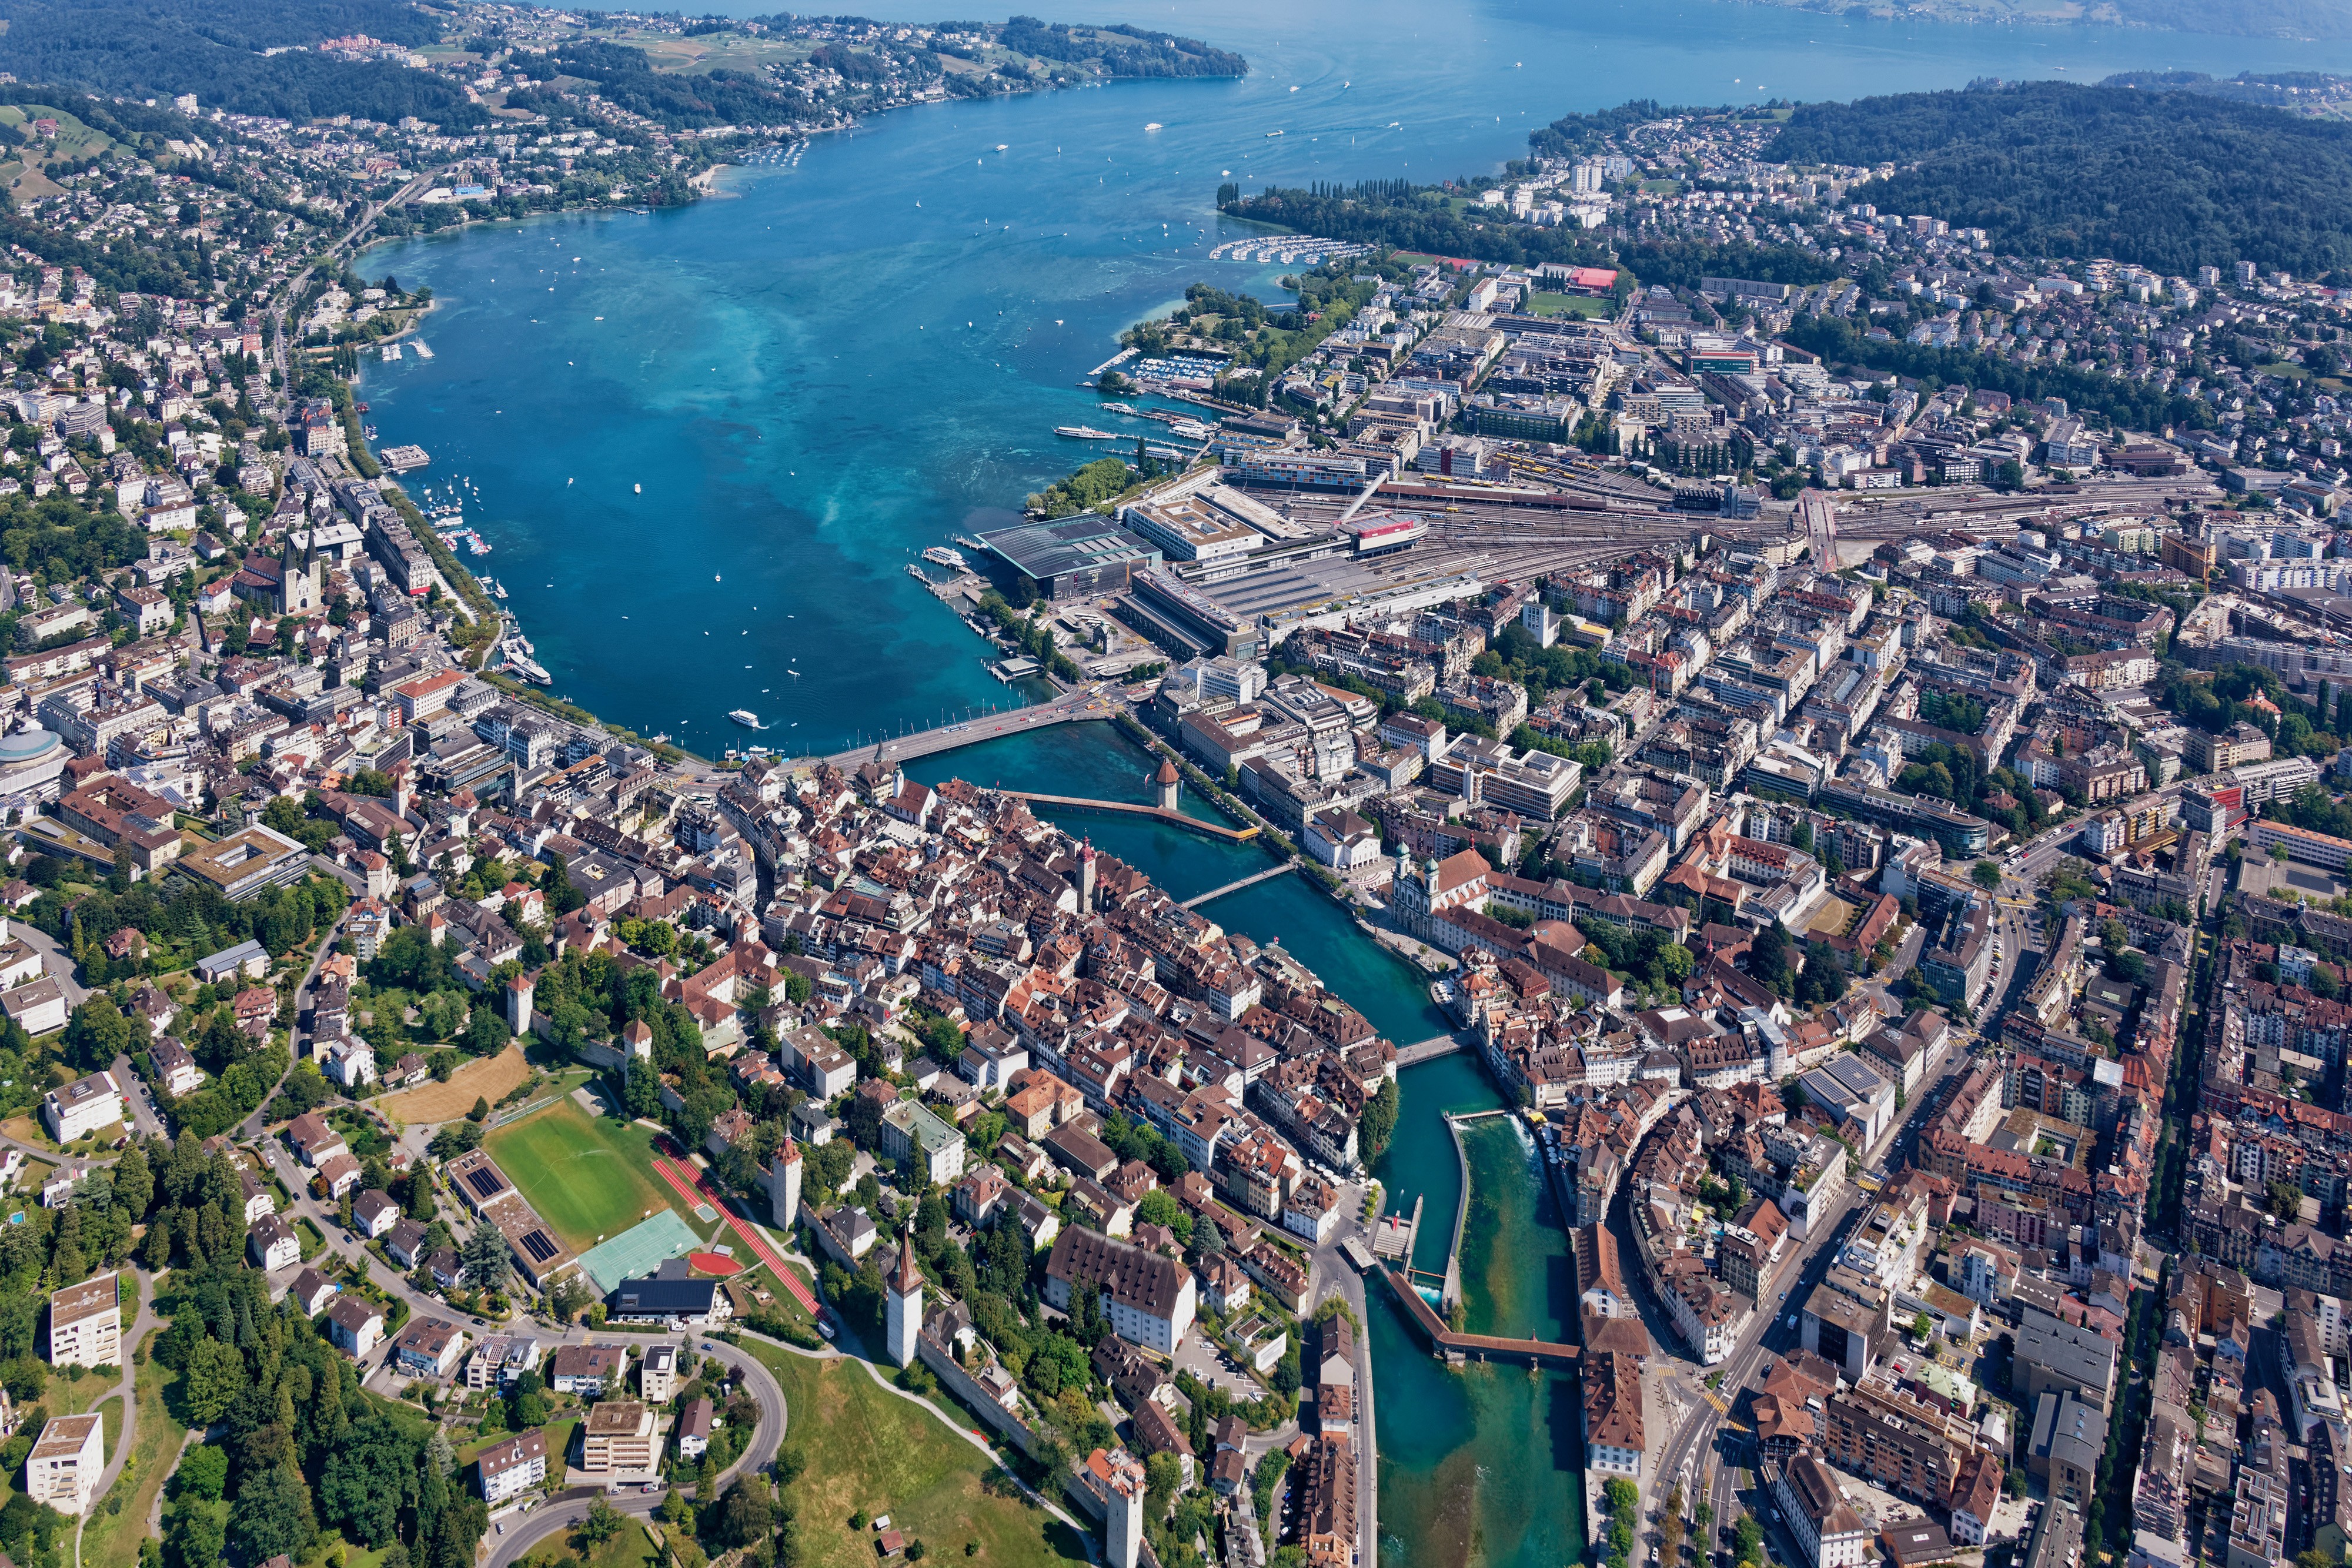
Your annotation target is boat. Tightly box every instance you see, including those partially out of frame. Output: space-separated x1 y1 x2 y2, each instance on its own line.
995 143 1008 151
921 546 968 570
904 563 928 581
412 342 434 358
1265 129 1284 137
729 709 763 729
1055 425 1118 440
1098 402 1140 416
1145 122 1162 131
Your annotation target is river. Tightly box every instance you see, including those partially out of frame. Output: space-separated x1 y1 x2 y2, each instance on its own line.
900 725 1578 1567
351 0 2345 1557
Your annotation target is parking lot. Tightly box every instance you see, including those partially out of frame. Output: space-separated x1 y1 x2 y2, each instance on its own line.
1172 1321 1274 1405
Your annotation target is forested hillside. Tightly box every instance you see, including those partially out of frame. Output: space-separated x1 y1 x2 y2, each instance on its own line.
1767 81 2352 277
0 0 485 128
506 41 806 131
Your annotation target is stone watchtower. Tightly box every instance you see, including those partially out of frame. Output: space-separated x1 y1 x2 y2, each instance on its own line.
884 1231 923 1368
770 1139 801 1232
1152 756 1181 812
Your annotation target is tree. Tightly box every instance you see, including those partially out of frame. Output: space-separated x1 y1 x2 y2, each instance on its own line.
581 1497 625 1546
166 1496 227 1568
2269 1179 2305 1219
171 1443 229 1501
231 1462 319 1563
1748 920 1790 994
64 995 140 1075
462 1223 513 1292
464 1003 510 1056
1972 859 2003 890
1358 1077 1400 1163
181 1334 246 1425
714 1479 774 1549
512 1369 548 1427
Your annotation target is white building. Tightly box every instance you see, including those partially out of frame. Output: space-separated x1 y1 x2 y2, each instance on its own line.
23 1412 103 1516
320 1037 377 1088
1044 1228 1197 1355
249 1213 300 1272
41 1071 122 1144
46 1273 120 1369
476 1428 546 1506
1769 1452 1872 1568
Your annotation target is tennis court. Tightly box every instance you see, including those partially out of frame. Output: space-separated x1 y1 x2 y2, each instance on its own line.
574 1210 702 1295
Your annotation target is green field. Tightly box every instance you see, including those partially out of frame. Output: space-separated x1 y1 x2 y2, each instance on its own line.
733 1340 1090 1568
480 1101 689 1253
1526 291 1614 319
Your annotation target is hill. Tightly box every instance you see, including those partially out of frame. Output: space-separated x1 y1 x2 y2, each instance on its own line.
1765 80 2352 278
0 0 486 127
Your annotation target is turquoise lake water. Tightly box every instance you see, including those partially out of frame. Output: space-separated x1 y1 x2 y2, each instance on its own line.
350 2 2349 1558
355 0 2348 755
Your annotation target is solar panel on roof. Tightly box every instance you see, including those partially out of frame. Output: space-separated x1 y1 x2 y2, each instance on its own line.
465 1168 506 1199
518 1231 559 1263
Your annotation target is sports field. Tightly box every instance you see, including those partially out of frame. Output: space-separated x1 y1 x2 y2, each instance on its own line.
479 1100 687 1253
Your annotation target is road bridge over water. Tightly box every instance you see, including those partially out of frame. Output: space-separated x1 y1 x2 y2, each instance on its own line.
815 692 1110 770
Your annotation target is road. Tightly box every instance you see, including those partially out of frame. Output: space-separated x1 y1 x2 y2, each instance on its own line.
812 686 1118 771
1639 1029 1979 1566
482 1328 789 1568
236 907 354 1140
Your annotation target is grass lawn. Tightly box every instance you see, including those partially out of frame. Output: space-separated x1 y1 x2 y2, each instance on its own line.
0 1116 56 1152
461 1415 577 1470
733 1340 1090 1568
481 1100 687 1254
516 1516 664 1568
82 1359 188 1568
1525 292 1613 319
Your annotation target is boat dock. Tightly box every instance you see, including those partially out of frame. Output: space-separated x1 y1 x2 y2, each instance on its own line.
1087 346 1139 378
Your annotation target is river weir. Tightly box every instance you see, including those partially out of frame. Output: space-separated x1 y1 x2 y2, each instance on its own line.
1370 1055 1589 1568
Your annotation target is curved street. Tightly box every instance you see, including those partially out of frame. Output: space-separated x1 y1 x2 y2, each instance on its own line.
482 1330 788 1568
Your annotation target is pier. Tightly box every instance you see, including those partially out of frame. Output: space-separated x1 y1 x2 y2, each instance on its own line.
1440 1109 1516 1311
1375 1266 1583 1370
1180 858 1297 907
1004 791 1260 842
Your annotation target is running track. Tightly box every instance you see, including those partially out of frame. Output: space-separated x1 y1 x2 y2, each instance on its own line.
651 1152 823 1318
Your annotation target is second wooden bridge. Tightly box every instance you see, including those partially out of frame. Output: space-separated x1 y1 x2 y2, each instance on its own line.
1004 791 1260 843
1375 1266 1583 1370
